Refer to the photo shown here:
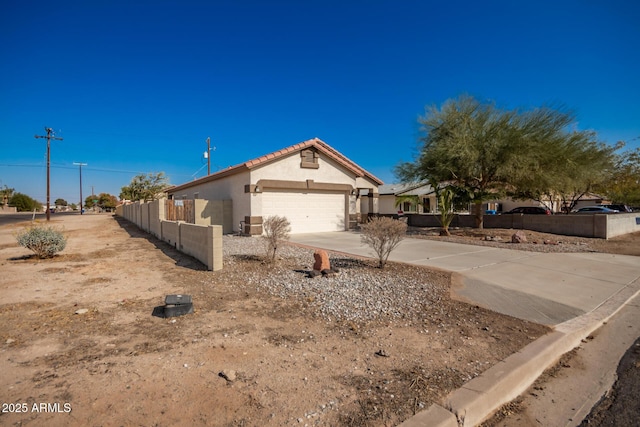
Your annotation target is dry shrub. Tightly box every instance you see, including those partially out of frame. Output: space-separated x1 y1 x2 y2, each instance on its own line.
15 224 67 259
262 215 291 263
360 216 407 268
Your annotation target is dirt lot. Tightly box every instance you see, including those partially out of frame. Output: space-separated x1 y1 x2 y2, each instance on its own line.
0 215 636 426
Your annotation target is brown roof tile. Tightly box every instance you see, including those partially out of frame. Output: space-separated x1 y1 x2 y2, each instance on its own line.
168 137 382 193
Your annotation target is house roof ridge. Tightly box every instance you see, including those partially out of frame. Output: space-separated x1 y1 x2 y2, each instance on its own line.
168 137 383 193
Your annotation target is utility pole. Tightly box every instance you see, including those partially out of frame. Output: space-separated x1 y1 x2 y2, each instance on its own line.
35 127 63 221
203 137 215 176
73 162 87 215
206 137 211 175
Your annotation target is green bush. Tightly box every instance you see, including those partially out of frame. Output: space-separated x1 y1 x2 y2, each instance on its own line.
16 225 67 258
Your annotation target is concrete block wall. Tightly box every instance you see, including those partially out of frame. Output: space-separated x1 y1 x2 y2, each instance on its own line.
194 199 233 234
140 202 150 232
407 213 639 239
178 223 223 271
116 199 223 270
161 221 180 248
607 213 640 238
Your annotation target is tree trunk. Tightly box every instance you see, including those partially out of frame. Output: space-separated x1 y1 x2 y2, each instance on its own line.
474 201 484 229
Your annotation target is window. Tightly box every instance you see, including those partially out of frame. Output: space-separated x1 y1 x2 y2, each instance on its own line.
194 192 200 199
423 198 431 213
402 201 417 213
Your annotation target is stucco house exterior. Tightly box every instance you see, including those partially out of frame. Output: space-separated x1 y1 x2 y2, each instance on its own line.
364 183 438 216
167 138 382 234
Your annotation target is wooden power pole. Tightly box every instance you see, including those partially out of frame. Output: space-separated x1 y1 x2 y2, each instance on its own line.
35 127 63 221
73 162 87 215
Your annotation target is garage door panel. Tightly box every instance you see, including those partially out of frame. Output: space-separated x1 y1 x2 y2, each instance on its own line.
262 191 345 233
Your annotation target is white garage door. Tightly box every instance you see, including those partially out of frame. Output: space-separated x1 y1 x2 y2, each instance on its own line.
262 191 346 234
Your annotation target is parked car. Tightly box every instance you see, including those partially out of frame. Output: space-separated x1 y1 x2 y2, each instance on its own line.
502 206 551 215
573 206 619 214
600 204 632 213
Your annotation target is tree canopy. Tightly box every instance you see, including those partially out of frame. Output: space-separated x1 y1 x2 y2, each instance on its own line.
597 147 640 207
9 192 42 212
120 172 170 201
395 95 617 226
1 185 15 205
54 198 68 206
85 193 118 210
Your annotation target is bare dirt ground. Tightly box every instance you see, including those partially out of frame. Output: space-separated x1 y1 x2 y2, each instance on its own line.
0 215 635 427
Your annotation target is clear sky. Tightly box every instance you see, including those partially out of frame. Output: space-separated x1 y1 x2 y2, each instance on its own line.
1 0 639 205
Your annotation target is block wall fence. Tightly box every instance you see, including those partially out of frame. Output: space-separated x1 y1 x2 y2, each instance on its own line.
405 213 640 239
116 199 222 271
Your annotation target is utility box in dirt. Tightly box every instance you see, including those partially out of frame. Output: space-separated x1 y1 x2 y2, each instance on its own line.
163 294 194 318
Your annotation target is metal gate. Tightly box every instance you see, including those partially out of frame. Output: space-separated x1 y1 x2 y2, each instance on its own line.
165 199 195 223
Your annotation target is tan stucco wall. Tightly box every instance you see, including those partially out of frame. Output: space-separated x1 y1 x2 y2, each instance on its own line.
250 152 357 185
172 172 249 234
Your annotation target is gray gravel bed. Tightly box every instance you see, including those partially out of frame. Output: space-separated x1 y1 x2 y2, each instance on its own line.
223 235 445 323
407 228 596 253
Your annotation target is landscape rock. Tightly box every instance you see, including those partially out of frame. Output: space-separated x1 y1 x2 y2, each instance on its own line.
219 369 236 382
75 308 89 315
313 250 331 271
511 230 528 243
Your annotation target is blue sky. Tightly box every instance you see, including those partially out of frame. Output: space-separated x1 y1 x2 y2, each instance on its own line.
1 0 639 205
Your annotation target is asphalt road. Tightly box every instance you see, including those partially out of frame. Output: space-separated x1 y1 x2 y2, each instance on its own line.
0 212 43 226
0 211 80 226
579 335 640 426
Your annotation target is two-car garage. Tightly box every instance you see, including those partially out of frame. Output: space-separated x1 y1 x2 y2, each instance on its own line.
261 191 347 234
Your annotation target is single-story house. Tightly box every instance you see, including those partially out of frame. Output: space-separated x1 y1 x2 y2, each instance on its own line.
167 138 383 234
366 183 438 216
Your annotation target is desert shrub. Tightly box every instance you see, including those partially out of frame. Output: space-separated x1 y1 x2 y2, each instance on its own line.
360 216 407 268
262 215 291 263
16 225 67 258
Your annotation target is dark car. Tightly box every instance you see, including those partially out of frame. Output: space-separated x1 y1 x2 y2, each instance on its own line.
503 206 551 215
573 206 619 214
601 204 632 213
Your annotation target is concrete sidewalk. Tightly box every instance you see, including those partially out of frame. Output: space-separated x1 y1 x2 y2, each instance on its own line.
289 231 640 426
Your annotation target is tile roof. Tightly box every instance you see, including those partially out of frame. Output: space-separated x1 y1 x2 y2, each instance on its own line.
168 138 383 193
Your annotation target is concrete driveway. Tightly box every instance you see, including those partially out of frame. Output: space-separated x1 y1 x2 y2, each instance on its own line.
290 232 640 325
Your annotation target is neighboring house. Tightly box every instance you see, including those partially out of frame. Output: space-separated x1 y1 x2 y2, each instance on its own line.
372 183 437 215
167 138 382 234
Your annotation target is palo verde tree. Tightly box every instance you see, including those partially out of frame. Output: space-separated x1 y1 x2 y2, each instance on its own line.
596 147 640 207
396 95 613 227
507 122 619 213
120 172 170 201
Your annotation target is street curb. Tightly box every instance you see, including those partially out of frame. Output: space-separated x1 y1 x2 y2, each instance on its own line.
399 278 640 427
